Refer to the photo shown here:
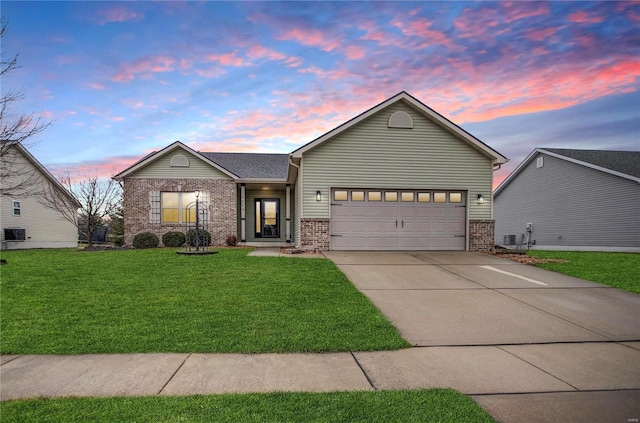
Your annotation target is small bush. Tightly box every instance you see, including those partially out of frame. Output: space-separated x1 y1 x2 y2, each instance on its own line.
132 232 159 249
162 231 186 247
111 236 124 247
226 234 238 247
186 229 212 247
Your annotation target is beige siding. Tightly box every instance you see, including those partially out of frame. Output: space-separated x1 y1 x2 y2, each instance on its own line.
301 102 493 220
1 150 77 249
130 150 231 179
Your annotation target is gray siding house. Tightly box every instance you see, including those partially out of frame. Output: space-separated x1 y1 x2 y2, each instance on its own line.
114 92 507 251
494 148 640 252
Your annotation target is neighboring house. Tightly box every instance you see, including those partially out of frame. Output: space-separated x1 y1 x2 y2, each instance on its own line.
494 148 640 252
1 142 81 250
114 92 508 251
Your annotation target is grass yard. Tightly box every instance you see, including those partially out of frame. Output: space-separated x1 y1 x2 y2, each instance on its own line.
527 250 640 294
0 248 409 354
1 390 495 423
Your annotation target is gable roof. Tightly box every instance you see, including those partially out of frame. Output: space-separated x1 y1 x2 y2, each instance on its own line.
494 148 640 197
113 141 290 181
200 152 289 180
113 141 239 180
291 91 508 165
1 141 82 207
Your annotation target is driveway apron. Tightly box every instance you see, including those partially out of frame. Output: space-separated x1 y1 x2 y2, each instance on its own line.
324 251 640 423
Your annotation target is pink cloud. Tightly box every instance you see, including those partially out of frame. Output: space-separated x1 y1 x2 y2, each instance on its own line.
96 6 143 25
501 2 550 23
393 17 452 47
568 10 606 24
206 51 249 67
89 82 105 90
524 27 557 41
277 27 341 52
112 55 176 82
344 45 365 60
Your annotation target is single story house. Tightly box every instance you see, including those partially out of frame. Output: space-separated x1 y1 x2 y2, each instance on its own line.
494 148 640 252
1 142 81 250
114 91 508 251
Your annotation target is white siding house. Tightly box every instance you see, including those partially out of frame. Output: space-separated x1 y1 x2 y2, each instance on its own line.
1 142 80 250
494 148 640 252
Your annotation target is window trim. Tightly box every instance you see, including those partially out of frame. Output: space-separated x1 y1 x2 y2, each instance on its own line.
12 200 21 216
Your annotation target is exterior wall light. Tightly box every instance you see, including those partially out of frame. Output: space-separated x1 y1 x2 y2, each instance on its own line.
477 194 484 205
316 190 321 201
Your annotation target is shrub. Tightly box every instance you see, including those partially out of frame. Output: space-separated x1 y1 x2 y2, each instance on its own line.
132 232 159 249
111 236 124 247
226 234 238 247
186 229 212 247
162 231 186 247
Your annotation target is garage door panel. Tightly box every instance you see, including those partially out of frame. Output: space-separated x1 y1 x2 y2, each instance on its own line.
330 190 466 251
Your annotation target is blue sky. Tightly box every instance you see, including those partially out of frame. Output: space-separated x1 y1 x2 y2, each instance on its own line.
3 1 639 187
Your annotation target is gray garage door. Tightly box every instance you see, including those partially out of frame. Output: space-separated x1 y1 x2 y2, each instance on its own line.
330 189 466 251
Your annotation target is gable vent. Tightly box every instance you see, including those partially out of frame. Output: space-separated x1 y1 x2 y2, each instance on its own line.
388 111 413 129
170 154 189 167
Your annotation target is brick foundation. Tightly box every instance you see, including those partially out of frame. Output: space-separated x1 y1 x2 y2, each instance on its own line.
299 218 330 251
123 178 237 246
469 219 495 252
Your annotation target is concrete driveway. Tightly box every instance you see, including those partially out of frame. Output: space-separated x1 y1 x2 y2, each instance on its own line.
324 251 640 423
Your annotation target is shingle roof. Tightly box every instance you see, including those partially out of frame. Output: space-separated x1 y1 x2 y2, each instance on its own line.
201 152 289 179
543 148 640 178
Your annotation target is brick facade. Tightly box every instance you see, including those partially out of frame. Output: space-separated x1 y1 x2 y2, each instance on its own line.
299 218 330 251
469 219 495 252
123 178 237 246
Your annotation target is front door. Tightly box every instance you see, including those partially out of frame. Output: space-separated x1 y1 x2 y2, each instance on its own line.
256 199 280 238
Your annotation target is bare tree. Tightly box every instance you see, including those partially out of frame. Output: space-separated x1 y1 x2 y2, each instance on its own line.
42 175 121 247
1 18 52 196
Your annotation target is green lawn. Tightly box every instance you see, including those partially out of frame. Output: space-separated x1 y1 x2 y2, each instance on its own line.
1 390 495 423
0 248 409 354
528 250 640 294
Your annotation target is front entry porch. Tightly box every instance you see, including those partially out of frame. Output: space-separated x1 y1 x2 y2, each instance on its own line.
239 183 294 244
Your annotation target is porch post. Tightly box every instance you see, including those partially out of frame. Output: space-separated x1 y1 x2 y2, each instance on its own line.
286 184 291 242
240 183 246 242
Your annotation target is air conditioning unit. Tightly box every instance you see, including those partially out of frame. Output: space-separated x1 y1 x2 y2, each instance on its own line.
503 234 517 245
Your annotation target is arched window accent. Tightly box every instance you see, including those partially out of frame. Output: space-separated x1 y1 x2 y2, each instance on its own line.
388 111 413 129
170 154 189 167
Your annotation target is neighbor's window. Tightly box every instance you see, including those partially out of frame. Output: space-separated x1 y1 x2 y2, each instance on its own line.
434 193 447 203
12 200 21 216
334 190 348 201
161 192 197 223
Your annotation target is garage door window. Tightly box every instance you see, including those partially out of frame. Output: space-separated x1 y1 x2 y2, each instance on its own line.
384 192 398 202
401 192 414 202
368 192 382 201
352 191 365 201
434 193 447 203
450 193 462 203
418 193 431 202
334 190 348 201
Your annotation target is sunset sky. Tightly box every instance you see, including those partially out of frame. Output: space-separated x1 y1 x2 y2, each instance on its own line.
3 1 639 187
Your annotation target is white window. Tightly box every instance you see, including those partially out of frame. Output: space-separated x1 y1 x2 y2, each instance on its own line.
12 200 21 216
161 192 197 223
536 157 544 168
